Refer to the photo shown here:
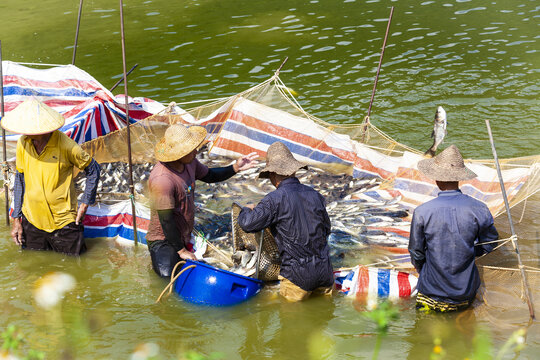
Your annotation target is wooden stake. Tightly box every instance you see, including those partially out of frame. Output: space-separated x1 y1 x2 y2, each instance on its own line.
0 41 10 226
110 63 138 92
119 0 138 245
72 0 84 65
362 6 394 142
485 119 535 320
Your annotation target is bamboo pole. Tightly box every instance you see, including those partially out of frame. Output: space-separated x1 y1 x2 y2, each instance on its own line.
72 0 84 65
255 231 264 279
275 57 288 76
0 41 10 226
119 0 138 245
362 6 394 142
485 119 535 320
110 63 138 92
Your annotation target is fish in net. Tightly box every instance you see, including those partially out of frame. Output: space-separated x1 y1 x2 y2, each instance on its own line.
231 202 281 281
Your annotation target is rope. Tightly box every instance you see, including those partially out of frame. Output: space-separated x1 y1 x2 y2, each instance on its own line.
336 254 411 272
474 237 513 246
155 262 197 303
479 265 540 274
12 61 67 67
1 162 11 187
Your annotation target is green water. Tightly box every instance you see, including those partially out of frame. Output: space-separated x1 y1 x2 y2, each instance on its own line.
1 0 539 359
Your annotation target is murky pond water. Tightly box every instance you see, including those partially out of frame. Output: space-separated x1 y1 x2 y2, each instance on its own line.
1 0 539 358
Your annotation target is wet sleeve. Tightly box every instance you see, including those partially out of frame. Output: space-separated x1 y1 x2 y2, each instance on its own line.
157 209 185 252
67 138 92 170
321 196 331 237
80 159 101 205
150 176 177 210
194 159 210 180
15 138 25 174
475 207 499 257
200 165 236 183
238 194 276 233
408 210 426 273
12 171 25 218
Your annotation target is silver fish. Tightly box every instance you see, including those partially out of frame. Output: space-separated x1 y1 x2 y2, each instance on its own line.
425 106 447 157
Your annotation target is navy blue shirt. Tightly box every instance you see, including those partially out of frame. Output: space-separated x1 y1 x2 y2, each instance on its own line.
408 190 498 303
238 177 334 291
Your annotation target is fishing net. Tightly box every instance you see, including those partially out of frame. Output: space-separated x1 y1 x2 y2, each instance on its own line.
231 203 280 281
2 63 540 322
70 74 540 218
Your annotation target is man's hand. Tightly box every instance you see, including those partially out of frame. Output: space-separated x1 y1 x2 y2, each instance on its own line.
245 203 256 210
11 217 23 246
178 248 197 261
76 203 89 225
233 152 258 172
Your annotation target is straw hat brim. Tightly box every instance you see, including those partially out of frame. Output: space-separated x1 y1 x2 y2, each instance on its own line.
154 126 207 162
417 157 477 182
259 162 307 179
1 98 65 135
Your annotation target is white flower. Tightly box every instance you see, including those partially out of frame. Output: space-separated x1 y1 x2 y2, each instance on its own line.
33 272 76 309
130 343 160 360
0 350 20 360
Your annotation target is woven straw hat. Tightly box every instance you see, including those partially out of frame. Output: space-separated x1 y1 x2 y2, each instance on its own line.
259 141 306 179
417 145 477 181
1 97 65 135
154 123 207 162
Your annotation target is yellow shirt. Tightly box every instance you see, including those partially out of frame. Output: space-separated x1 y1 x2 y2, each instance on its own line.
16 131 92 232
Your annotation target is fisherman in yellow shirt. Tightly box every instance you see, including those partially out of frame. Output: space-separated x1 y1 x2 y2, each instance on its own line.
2 98 100 255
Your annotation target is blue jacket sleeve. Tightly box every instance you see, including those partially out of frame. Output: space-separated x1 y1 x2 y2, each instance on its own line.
474 207 499 257
12 170 25 218
80 159 101 205
408 210 426 273
238 195 276 233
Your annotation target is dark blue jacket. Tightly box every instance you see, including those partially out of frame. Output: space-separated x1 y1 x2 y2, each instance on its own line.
238 177 334 291
408 190 498 303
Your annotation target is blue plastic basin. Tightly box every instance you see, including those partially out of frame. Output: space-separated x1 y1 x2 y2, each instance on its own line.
173 260 263 306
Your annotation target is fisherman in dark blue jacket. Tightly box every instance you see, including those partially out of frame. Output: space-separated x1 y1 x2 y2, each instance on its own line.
238 142 334 301
409 145 498 312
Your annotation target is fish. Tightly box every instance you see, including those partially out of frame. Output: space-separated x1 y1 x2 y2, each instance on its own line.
424 106 447 157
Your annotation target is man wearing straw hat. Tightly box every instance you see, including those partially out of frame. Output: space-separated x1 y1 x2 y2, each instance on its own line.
2 98 100 255
409 145 499 312
238 141 334 302
147 123 257 278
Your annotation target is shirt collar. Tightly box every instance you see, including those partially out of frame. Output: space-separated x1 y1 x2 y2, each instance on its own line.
437 189 462 197
277 177 300 188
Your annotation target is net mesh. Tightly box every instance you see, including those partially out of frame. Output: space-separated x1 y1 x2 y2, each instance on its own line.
3 72 539 321
231 203 281 282
77 75 540 218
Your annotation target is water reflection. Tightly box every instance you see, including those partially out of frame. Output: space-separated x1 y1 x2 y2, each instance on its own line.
405 310 478 359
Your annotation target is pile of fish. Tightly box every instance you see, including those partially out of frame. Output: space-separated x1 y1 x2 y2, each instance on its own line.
72 149 412 273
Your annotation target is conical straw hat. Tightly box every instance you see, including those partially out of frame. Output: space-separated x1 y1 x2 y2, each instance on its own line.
259 141 306 179
417 145 477 182
154 123 207 162
1 97 65 135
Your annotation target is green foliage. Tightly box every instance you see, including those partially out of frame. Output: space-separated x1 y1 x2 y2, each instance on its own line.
363 300 400 334
494 328 526 360
469 327 493 360
1 325 45 360
363 300 400 360
180 350 224 360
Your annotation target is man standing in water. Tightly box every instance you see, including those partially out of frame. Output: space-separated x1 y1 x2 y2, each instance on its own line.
3 98 100 255
238 141 334 302
408 145 498 312
146 123 257 278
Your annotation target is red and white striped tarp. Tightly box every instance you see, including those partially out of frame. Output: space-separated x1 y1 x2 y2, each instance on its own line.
206 97 532 216
83 201 150 245
334 265 418 299
1 61 161 145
